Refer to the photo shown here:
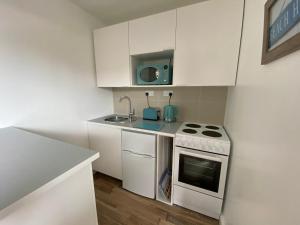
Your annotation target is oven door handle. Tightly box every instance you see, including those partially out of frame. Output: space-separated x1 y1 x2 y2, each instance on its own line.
179 149 223 162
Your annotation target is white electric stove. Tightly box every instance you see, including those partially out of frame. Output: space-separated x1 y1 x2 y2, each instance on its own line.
175 122 230 155
173 122 231 219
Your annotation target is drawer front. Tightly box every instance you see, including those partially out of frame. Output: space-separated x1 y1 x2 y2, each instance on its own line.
121 130 156 157
173 185 222 219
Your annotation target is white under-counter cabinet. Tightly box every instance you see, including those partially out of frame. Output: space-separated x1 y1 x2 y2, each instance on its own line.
129 10 176 55
93 22 130 87
122 130 156 199
174 0 244 86
87 123 122 179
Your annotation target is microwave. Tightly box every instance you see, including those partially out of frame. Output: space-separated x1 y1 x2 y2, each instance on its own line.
136 63 172 85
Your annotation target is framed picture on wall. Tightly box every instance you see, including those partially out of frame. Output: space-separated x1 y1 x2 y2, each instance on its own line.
261 0 300 64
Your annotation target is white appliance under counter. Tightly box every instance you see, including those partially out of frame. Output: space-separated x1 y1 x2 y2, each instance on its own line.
121 130 156 199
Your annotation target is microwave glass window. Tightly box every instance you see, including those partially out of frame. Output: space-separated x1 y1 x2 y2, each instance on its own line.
140 67 159 82
178 154 221 193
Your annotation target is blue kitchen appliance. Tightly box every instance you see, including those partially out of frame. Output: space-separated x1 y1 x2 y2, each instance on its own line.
163 92 177 122
136 63 172 85
143 107 161 121
143 92 161 121
163 105 177 122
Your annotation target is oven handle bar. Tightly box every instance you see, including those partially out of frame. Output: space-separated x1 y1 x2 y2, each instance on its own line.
176 147 225 162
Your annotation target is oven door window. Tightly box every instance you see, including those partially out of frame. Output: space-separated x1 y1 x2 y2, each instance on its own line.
178 154 221 193
140 67 159 82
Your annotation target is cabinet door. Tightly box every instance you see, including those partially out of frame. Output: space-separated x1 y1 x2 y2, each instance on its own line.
94 22 130 87
122 150 156 199
129 10 176 55
174 0 244 86
121 130 156 157
88 123 122 179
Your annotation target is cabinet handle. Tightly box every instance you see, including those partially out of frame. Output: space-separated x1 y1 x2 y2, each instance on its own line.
123 150 153 159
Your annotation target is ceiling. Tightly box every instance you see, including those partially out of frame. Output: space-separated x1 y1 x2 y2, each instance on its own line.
71 0 206 25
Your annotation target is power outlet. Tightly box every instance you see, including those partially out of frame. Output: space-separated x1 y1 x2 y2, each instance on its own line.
145 91 154 97
163 90 173 97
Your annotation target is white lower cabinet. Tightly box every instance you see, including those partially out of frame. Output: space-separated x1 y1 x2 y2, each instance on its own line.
173 185 222 219
87 123 122 179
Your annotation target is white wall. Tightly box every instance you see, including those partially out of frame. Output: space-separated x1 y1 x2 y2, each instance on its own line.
0 0 113 147
223 0 300 225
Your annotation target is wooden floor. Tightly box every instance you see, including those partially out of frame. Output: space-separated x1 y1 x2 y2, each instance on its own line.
94 173 219 225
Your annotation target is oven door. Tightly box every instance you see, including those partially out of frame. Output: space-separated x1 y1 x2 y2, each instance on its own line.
174 146 228 199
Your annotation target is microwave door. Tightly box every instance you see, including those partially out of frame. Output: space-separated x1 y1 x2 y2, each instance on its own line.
140 67 159 83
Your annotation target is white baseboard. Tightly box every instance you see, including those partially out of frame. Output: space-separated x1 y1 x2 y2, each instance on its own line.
219 215 226 225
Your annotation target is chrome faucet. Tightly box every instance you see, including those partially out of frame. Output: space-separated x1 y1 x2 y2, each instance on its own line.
119 96 135 122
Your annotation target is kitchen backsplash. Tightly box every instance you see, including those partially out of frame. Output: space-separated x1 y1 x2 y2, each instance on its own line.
113 87 227 125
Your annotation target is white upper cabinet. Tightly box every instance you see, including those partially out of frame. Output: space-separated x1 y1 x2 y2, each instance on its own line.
94 22 130 87
129 10 176 55
173 0 244 86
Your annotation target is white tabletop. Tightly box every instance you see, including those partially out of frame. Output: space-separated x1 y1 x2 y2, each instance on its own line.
0 127 98 213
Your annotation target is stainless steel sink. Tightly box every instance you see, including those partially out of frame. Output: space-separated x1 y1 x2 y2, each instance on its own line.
104 115 128 123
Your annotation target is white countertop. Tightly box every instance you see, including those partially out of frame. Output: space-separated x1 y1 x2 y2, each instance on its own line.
89 115 182 137
0 127 99 215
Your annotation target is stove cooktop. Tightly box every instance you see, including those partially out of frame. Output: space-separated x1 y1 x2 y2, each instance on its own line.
185 123 201 128
175 122 231 155
177 122 228 140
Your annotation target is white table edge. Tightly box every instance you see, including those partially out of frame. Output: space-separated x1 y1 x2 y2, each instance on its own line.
0 152 99 219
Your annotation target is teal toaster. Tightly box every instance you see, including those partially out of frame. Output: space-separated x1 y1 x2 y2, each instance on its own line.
143 107 161 121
